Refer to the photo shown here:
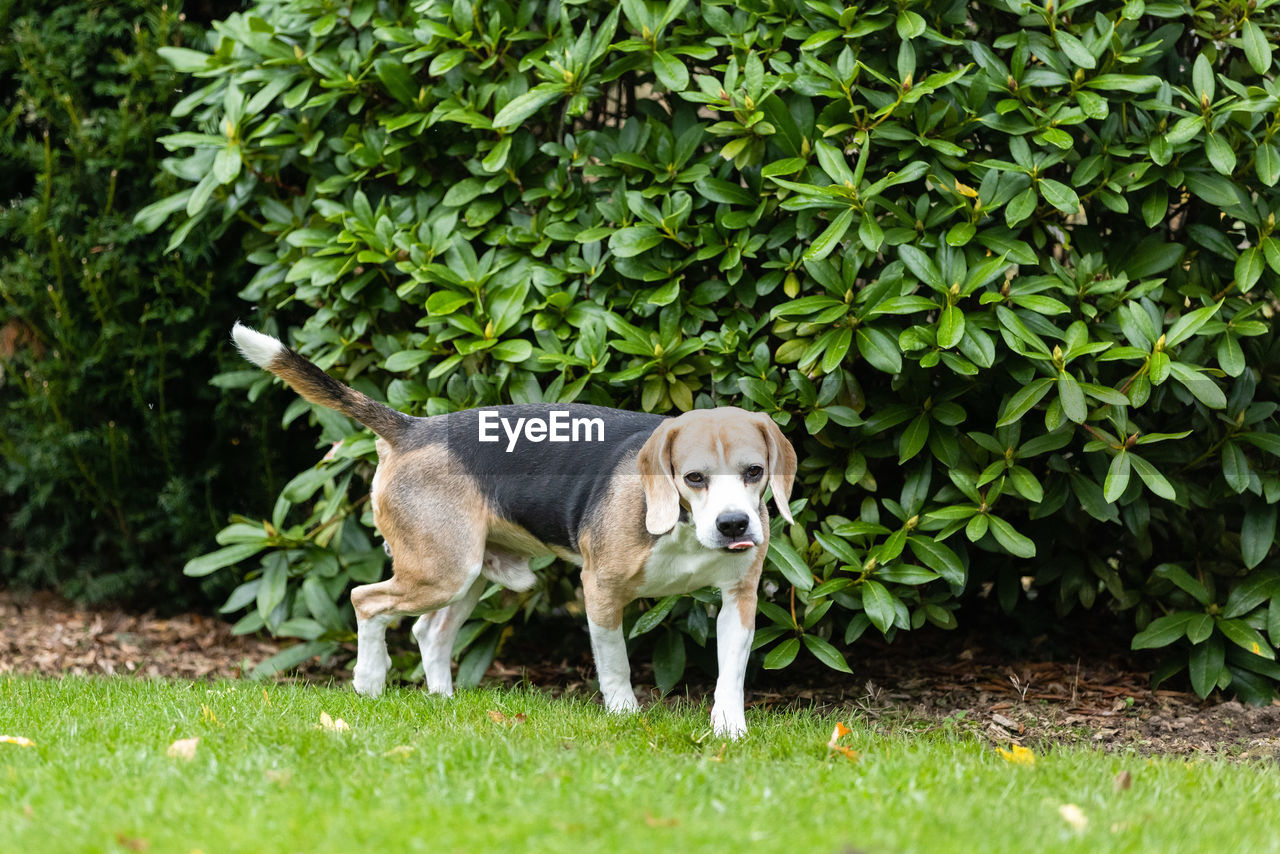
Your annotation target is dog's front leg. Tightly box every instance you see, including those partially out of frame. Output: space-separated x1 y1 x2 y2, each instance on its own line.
711 584 756 739
587 617 639 713
583 573 639 714
352 614 393 697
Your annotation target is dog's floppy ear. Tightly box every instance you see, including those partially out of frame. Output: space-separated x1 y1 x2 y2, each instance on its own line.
755 413 797 524
637 419 681 535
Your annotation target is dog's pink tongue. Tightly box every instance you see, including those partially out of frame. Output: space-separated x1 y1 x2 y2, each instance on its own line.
727 540 755 551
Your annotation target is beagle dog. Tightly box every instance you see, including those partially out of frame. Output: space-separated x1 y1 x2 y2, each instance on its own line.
231 323 797 737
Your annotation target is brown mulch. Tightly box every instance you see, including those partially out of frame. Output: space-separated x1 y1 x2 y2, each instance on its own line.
0 591 279 680
3 589 1279 758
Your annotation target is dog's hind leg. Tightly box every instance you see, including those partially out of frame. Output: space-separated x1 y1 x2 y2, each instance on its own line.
412 575 486 696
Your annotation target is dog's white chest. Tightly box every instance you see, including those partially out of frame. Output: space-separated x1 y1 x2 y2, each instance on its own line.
634 524 756 598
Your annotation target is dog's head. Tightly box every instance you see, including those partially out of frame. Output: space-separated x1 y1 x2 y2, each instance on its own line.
637 407 796 551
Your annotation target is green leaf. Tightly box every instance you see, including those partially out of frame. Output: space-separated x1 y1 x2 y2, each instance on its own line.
256 554 288 620
652 631 686 694
1104 451 1131 503
813 531 860 566
907 536 965 586
490 339 532 362
1235 248 1264 293
937 305 964 349
1168 362 1226 409
1004 187 1037 227
1129 453 1177 500
1131 612 1193 649
860 580 897 633
1167 303 1223 350
1184 172 1241 208
1154 563 1210 605
1192 52 1215 103
251 641 333 678
492 84 561 128
896 8 926 39
374 57 418 105
1056 30 1096 69
898 414 930 464
1243 19 1272 75
898 244 946 291
1057 371 1087 423
763 637 800 669
384 349 432 372
996 377 1055 427
803 634 853 673
1186 614 1214 645
213 145 241 184
1256 143 1280 187
652 51 689 91
1218 618 1276 660
767 538 813 591
987 515 1036 558
608 226 664 257
183 542 266 577
856 327 902 374
805 208 855 261
1189 635 1226 698
1205 133 1237 176
1224 569 1280 619
1038 178 1080 214
1242 505 1278 570
157 46 212 72
630 595 680 638
1222 442 1251 493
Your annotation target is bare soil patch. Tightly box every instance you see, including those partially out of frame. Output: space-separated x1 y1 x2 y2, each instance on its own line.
4 590 1277 758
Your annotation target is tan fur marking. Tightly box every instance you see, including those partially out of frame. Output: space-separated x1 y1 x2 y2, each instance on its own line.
579 459 656 629
352 443 487 621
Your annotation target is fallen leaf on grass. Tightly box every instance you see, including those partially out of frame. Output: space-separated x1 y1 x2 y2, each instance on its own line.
318 712 349 732
996 744 1035 765
644 812 679 828
1114 770 1132 791
265 769 292 786
826 722 858 761
115 833 149 851
488 710 527 726
166 738 199 760
0 735 34 747
1058 803 1088 832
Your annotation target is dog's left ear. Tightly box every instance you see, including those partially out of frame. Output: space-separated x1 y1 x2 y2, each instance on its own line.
755 414 797 524
637 420 682 535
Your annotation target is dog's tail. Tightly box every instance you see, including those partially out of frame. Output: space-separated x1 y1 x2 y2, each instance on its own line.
231 323 412 443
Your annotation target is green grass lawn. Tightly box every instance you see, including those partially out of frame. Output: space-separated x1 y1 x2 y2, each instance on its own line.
1 676 1276 854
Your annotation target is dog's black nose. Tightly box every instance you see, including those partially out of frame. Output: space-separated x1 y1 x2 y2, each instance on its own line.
716 512 750 538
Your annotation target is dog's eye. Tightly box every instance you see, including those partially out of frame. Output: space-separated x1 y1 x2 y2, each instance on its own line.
683 471 706 487
744 465 764 481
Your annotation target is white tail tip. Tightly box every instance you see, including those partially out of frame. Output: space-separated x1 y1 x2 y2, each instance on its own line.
231 322 285 368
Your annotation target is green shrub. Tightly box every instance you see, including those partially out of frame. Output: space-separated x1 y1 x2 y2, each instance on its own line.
0 0 304 607
154 0 1280 698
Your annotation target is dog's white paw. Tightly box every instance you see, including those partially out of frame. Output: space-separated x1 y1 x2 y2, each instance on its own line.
711 705 747 739
352 658 389 697
603 690 640 714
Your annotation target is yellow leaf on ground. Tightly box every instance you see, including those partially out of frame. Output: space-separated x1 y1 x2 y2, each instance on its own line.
0 735 34 747
996 744 1035 765
826 721 858 761
1058 803 1088 832
318 712 349 732
167 737 199 760
488 710 527 726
